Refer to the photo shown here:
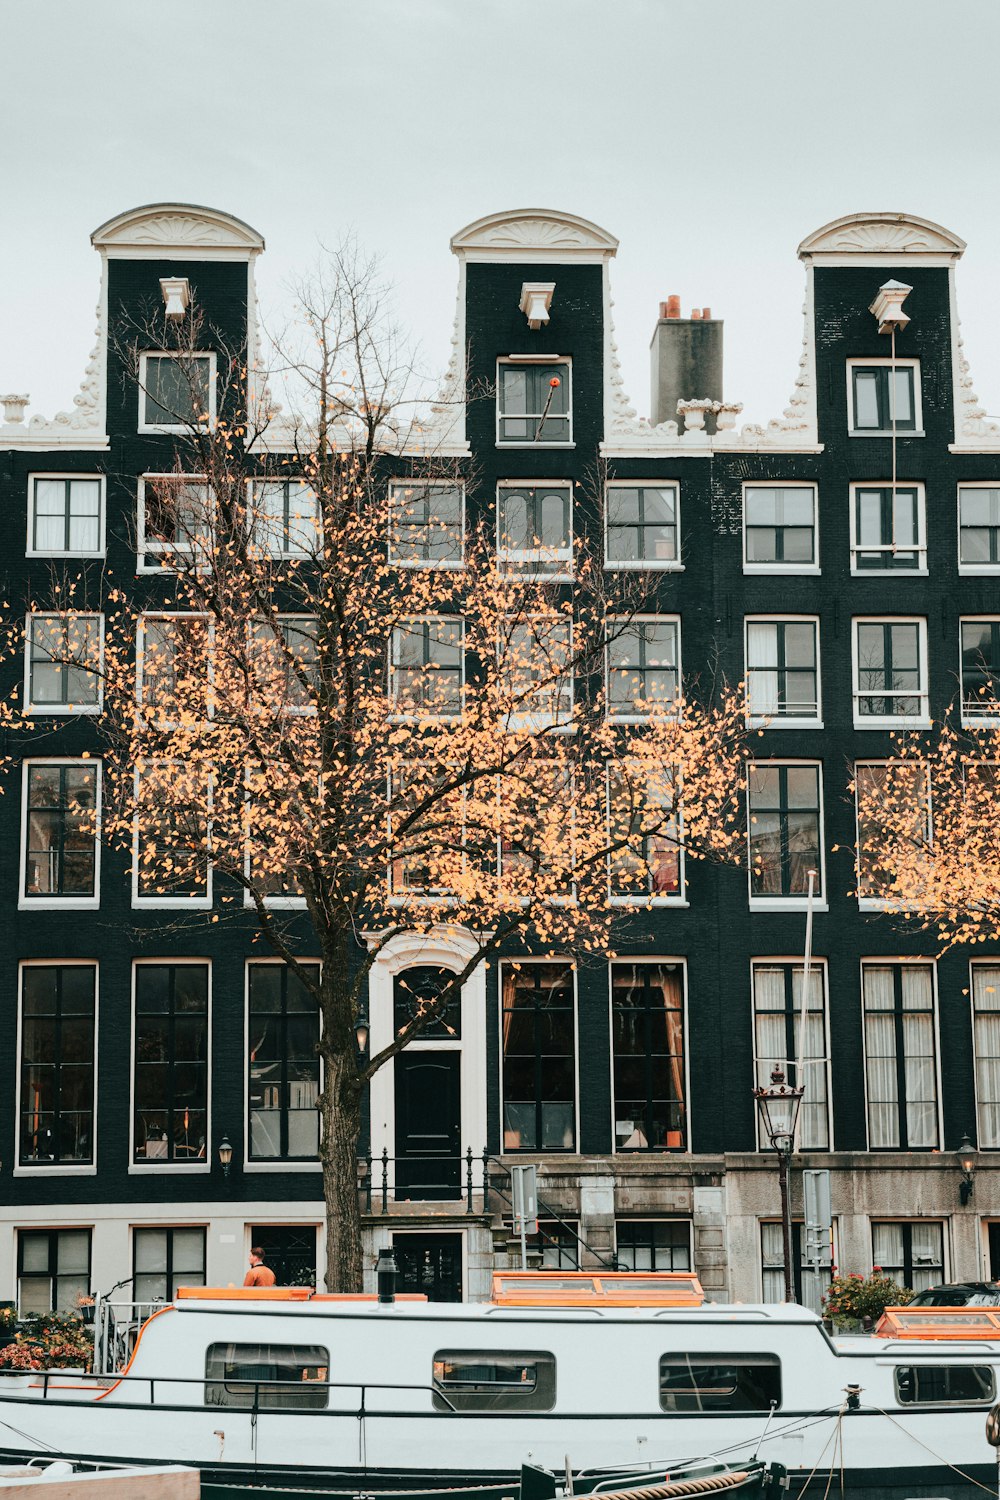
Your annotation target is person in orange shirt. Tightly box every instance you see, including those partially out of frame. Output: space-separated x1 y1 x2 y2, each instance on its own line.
244 1246 277 1287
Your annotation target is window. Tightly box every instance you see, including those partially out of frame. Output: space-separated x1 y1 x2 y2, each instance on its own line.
972 964 1000 1149
607 762 682 901
497 484 572 577
503 617 573 727
139 475 212 568
747 763 823 902
134 763 211 905
607 618 680 719
432 1350 556 1411
28 476 103 555
849 361 919 434
22 762 99 903
394 967 461 1040
616 1220 691 1271
752 962 829 1149
863 963 939 1150
389 482 463 566
139 352 215 432
959 486 1000 569
137 616 211 723
760 1222 832 1313
25 614 102 712
896 1365 995 1406
606 484 679 567
536 1220 579 1269
133 962 209 1165
871 1221 944 1291
745 619 820 723
659 1355 781 1413
612 962 686 1151
389 763 464 898
497 361 570 444
134 1227 206 1302
855 761 930 904
205 1343 328 1409
743 485 817 569
17 1229 91 1315
18 964 96 1167
249 480 320 558
501 963 576 1151
390 618 464 716
248 962 321 1161
961 620 1000 722
249 616 317 714
851 485 925 571
853 619 928 724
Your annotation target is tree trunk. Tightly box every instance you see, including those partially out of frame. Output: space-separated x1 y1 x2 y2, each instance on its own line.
320 1047 364 1291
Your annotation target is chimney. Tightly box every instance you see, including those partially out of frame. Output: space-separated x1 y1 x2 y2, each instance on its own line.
650 299 723 432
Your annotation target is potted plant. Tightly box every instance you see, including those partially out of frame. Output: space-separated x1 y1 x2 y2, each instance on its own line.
822 1267 913 1334
0 1313 94 1377
76 1293 96 1325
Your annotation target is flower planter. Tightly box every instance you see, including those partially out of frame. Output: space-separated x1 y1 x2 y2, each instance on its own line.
0 1374 33 1390
830 1317 869 1336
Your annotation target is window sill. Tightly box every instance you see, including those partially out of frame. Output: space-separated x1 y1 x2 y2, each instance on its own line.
748 718 824 731
853 718 932 732
749 899 829 913
850 566 928 577
14 1165 97 1177
390 558 465 571
19 896 99 911
848 430 925 439
138 422 216 435
131 898 213 910
243 896 308 909
609 896 689 907
26 550 106 561
496 442 576 450
25 704 102 716
958 564 1000 576
962 716 1000 729
129 1162 211 1174
244 1160 321 1173
604 562 684 573
743 564 821 576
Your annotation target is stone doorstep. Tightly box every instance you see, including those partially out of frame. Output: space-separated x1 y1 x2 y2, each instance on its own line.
362 1205 494 1224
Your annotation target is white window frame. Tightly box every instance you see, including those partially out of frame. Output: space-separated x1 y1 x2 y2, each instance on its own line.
849 481 927 574
23 612 104 715
388 480 465 569
14 960 100 1177
614 1217 694 1272
26 474 105 559
971 961 1000 1152
242 763 311 910
744 615 822 728
136 613 213 726
131 762 213 910
960 616 1000 727
498 957 580 1154
138 351 217 434
604 481 682 572
606 762 687 907
19 758 102 911
854 759 931 912
496 356 573 448
387 761 465 906
958 483 1000 575
746 759 828 912
244 957 323 1172
606 614 681 723
852 616 930 729
137 473 212 572
759 1217 838 1308
846 357 923 438
869 1218 948 1288
750 957 832 1150
388 615 466 721
742 482 819 575
607 958 690 1153
246 478 321 559
129 959 212 1174
496 480 574 581
247 615 318 720
502 614 574 732
859 958 944 1153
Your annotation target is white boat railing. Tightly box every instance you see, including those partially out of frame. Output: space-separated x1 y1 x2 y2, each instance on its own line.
93 1297 166 1376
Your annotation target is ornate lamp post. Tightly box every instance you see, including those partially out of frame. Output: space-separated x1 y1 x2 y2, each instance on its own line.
753 1066 805 1303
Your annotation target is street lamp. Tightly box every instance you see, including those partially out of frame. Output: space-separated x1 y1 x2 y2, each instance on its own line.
218 1135 233 1179
753 1066 804 1303
959 1132 977 1206
354 1004 369 1058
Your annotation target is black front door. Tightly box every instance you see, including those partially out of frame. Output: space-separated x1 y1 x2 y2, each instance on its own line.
989 1223 1000 1281
249 1225 317 1287
394 1051 461 1200
393 1232 464 1302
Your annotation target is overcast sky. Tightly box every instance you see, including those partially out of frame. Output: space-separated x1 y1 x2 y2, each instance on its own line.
4 0 1000 426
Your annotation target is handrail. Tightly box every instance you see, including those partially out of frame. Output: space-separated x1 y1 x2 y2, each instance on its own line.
484 1155 621 1272
16 1369 454 1412
357 1146 490 1214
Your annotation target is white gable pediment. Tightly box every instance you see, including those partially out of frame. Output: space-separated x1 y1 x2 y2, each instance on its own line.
451 208 618 262
91 202 265 260
798 212 965 263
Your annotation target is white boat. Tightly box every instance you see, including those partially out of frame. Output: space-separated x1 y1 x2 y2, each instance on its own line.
0 1273 995 1499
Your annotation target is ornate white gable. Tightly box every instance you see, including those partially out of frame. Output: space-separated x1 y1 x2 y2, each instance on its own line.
798 212 965 262
91 202 265 260
450 209 618 262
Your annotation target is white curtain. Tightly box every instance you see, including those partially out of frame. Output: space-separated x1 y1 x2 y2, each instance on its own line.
747 624 779 716
974 968 1000 1148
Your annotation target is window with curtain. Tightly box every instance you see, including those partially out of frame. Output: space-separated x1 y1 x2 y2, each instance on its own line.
27 614 102 711
961 620 1000 720
17 1228 91 1315
612 962 686 1151
248 962 321 1160
389 482 464 565
23 762 99 900
29 476 102 555
959 488 1000 568
747 763 822 899
134 1227 206 1302
19 963 96 1166
606 485 679 566
862 963 939 1149
871 1221 944 1291
607 618 680 718
501 963 576 1151
972 965 1000 1148
746 619 820 721
133 962 209 1163
760 1222 831 1313
851 486 924 570
752 962 829 1149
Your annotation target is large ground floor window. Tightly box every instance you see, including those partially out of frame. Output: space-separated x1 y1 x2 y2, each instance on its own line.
17 1228 91 1314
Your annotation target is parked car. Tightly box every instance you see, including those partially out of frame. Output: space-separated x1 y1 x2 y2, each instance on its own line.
908 1281 1000 1307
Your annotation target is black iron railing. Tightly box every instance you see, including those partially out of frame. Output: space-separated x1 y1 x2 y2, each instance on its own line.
357 1148 491 1214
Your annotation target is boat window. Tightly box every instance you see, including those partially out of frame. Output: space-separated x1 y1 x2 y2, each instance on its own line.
659 1354 781 1412
205 1343 329 1409
895 1364 995 1406
432 1350 556 1411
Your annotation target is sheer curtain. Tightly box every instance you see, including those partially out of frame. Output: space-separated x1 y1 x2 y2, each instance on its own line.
747 624 779 716
864 967 899 1149
901 967 937 1149
974 967 1000 1148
